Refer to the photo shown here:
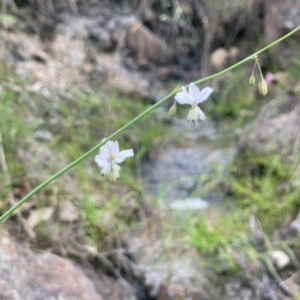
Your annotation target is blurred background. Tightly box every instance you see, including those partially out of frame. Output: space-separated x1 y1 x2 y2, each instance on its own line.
0 0 300 299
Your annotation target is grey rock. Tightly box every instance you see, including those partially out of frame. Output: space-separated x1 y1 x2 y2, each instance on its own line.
264 0 300 67
33 129 53 142
168 197 209 211
0 235 103 300
144 141 235 200
126 22 173 67
271 250 290 270
290 210 300 233
59 201 80 223
238 94 300 162
265 0 300 44
81 265 137 300
125 219 217 300
87 26 114 51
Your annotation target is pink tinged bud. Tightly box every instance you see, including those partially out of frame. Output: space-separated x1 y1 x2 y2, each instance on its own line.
265 72 274 85
258 79 268 96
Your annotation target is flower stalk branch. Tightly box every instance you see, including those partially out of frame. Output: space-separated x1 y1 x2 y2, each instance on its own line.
0 25 300 222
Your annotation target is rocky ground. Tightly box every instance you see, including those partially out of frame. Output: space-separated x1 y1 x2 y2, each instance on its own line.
1 0 300 299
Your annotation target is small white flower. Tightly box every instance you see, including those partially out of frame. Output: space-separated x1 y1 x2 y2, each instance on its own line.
174 83 213 124
95 139 134 183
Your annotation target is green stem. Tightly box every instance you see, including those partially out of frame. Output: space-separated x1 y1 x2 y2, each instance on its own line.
194 24 300 85
1 25 300 222
257 65 265 80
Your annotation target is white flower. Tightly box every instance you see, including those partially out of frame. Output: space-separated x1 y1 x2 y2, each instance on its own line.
174 83 213 124
95 139 134 183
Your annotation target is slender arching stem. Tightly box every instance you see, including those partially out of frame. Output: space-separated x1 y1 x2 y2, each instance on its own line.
1 25 300 222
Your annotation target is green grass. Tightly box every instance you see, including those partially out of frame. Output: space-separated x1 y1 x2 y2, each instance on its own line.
0 79 169 251
0 85 36 210
173 209 253 275
180 61 300 262
228 154 300 233
1 45 300 278
179 150 300 273
187 217 245 254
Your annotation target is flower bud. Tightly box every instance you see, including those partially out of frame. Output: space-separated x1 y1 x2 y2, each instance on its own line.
108 169 118 183
168 103 177 118
258 79 268 96
249 74 255 86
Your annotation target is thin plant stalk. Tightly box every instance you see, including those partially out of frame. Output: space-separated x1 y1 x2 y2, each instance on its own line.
1 25 300 222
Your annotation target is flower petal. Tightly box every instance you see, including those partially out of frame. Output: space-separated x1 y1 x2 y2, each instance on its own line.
95 154 110 167
106 141 116 153
195 87 213 104
113 164 120 177
187 108 198 124
107 164 121 183
175 92 194 105
181 86 189 94
96 140 134 181
115 149 134 163
114 141 120 154
188 83 200 100
101 166 111 176
195 106 206 120
100 143 110 159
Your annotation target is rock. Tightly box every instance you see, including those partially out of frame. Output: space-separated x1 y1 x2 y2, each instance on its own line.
10 15 152 98
228 46 239 61
96 53 151 99
125 212 279 300
210 48 228 71
145 139 235 200
237 94 300 162
125 218 217 300
81 265 137 300
209 46 239 71
280 270 300 297
271 250 290 270
87 26 114 51
140 6 156 23
168 198 209 211
264 0 300 67
158 283 203 300
27 207 54 229
33 129 54 142
59 201 80 223
30 48 49 63
126 22 173 67
264 0 300 44
8 32 49 63
290 210 300 233
0 235 104 300
249 211 264 245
